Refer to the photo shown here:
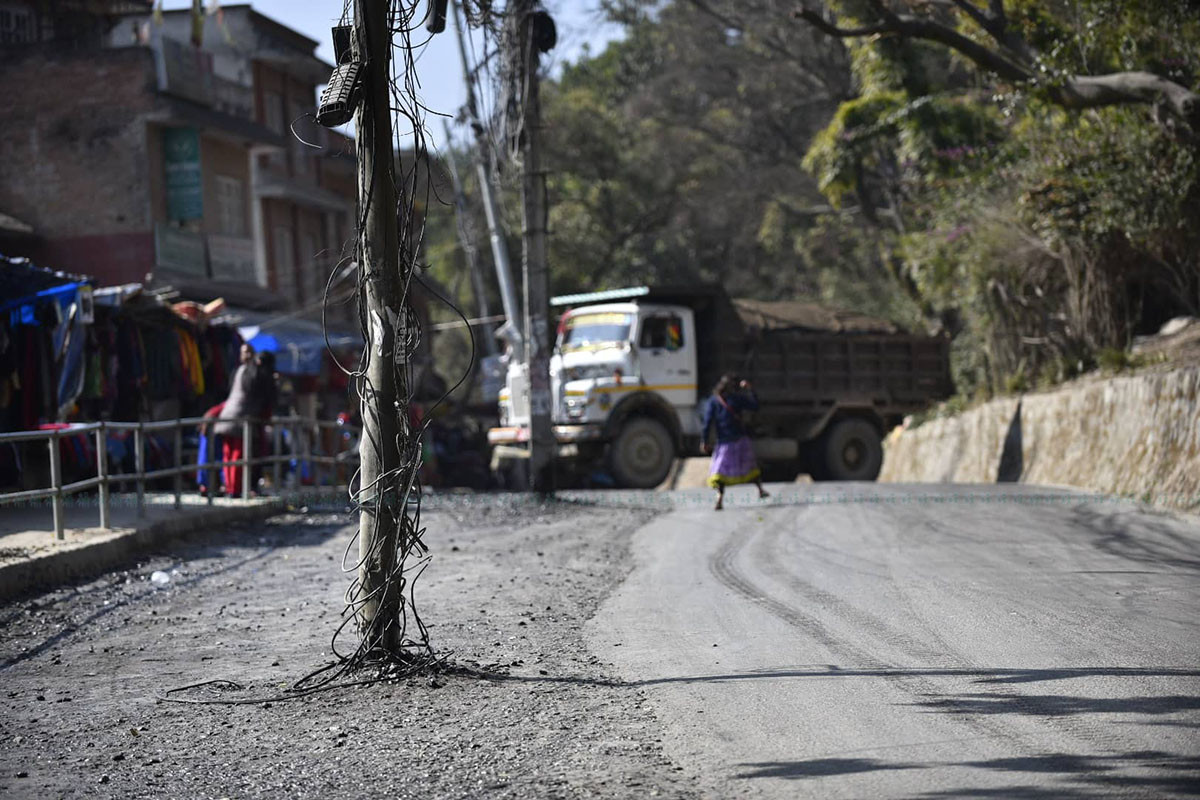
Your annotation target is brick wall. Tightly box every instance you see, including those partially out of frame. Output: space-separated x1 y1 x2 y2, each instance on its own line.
0 47 157 241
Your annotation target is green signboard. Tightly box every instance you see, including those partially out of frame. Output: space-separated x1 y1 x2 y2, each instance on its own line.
163 127 203 221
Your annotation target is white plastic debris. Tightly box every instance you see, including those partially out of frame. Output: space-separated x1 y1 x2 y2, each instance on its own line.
150 571 171 587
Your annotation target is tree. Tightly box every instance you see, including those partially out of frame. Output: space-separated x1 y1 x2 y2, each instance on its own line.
542 1 862 304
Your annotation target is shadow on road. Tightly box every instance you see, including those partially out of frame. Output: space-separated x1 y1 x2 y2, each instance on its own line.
734 757 922 779
1068 505 1200 572
479 664 1200 689
909 692 1200 719
732 750 1200 797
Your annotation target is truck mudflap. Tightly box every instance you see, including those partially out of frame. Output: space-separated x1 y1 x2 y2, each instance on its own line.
487 424 605 446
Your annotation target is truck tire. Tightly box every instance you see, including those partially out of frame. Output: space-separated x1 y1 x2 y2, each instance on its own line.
610 417 675 489
817 418 883 481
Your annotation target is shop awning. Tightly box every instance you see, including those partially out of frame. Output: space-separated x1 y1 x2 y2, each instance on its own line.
227 309 361 376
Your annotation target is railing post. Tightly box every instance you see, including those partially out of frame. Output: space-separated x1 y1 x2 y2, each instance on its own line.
96 423 110 530
48 430 64 541
135 422 145 518
312 420 323 490
242 419 253 500
207 425 217 506
173 422 183 510
292 419 302 490
272 421 282 495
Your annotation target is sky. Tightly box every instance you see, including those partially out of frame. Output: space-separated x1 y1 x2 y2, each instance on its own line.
160 1 623 153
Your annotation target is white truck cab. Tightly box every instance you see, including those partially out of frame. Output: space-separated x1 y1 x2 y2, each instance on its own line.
490 299 702 487
554 302 697 426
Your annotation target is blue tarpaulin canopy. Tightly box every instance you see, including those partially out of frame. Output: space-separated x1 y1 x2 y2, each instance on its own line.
232 311 361 376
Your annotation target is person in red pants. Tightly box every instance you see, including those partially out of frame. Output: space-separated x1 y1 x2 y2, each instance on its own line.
213 343 259 497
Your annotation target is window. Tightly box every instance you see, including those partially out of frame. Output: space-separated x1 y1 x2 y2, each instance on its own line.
0 6 34 44
300 232 317 300
272 225 295 300
214 175 246 236
559 312 632 352
263 91 284 134
263 91 286 169
639 315 684 351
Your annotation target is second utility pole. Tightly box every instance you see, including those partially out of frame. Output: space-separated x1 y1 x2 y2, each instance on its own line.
513 2 554 493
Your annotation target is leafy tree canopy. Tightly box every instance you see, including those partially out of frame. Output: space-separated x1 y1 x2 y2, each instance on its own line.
437 0 1199 398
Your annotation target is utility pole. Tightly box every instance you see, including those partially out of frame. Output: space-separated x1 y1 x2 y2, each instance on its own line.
441 119 497 357
451 0 524 360
353 0 405 652
507 1 555 493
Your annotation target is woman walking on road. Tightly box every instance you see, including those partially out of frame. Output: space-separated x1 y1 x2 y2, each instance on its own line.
701 373 769 511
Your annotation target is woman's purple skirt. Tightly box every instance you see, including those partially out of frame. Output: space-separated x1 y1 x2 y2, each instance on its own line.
708 436 760 488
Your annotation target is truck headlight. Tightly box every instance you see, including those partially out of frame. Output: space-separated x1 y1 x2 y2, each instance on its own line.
565 395 590 419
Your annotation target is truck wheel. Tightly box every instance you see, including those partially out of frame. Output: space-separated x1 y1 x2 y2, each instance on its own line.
610 418 675 489
818 419 883 481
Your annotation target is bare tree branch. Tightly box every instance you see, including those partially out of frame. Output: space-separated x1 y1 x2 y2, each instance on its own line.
793 8 896 39
950 0 994 33
795 5 1032 81
951 0 1033 64
794 3 1200 129
1056 72 1200 127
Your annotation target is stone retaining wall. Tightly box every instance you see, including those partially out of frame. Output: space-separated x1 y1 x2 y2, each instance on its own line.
880 367 1200 511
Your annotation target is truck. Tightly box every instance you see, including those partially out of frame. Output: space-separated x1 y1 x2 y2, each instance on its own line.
488 285 952 488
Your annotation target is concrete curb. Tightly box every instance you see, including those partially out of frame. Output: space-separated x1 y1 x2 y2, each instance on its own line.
0 499 286 602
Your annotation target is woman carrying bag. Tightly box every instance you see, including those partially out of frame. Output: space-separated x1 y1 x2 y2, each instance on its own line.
700 373 770 511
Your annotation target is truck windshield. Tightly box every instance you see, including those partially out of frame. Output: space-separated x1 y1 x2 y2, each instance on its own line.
560 312 633 351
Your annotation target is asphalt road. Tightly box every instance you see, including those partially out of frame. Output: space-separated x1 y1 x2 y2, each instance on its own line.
587 483 1200 798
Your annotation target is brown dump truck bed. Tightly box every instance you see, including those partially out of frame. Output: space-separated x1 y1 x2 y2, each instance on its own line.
711 332 952 414
691 293 952 417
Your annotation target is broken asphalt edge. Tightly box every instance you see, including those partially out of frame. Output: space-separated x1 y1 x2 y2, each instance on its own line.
0 499 286 602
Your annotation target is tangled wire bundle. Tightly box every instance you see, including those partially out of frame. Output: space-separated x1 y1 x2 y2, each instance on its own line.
314 0 510 687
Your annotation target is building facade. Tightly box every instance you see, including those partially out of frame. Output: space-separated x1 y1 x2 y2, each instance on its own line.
0 2 356 318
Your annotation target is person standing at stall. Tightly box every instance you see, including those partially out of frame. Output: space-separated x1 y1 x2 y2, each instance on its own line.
212 344 274 497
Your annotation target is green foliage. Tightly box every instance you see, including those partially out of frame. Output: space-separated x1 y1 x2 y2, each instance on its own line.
422 0 1199 405
803 0 1200 396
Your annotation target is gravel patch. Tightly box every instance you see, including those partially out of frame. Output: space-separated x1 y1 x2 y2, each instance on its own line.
0 496 709 798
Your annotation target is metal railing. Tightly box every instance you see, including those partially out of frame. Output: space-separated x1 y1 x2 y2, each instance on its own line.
0 416 360 540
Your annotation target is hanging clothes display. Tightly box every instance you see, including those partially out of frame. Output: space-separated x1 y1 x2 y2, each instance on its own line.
0 257 250 431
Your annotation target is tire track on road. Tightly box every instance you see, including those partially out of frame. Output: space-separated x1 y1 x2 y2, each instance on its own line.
708 513 1150 761
756 513 1160 759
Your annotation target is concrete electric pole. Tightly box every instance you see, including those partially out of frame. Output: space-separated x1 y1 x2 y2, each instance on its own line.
511 2 555 493
353 0 406 652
